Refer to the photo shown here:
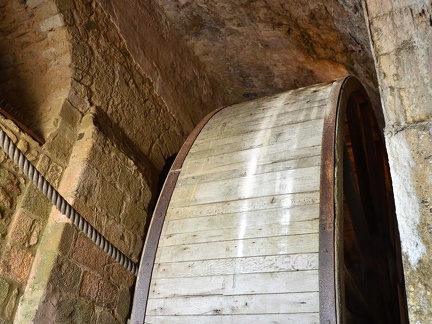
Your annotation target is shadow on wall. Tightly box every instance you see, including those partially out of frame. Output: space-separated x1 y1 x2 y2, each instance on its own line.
0 0 72 140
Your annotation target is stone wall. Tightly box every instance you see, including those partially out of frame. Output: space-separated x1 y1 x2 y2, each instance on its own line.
0 0 73 139
1 0 193 322
17 112 150 323
0 115 65 323
363 1 432 322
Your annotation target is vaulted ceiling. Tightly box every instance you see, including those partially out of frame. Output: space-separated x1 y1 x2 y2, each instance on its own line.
101 0 382 129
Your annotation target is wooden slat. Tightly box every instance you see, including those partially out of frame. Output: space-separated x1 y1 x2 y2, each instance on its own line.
346 98 377 233
192 103 326 145
157 233 319 263
170 166 320 207
343 144 375 262
344 265 374 322
160 219 319 246
177 154 321 186
187 119 324 158
145 313 320 324
167 191 320 220
150 270 318 298
153 253 319 278
165 203 319 234
180 144 322 179
146 292 320 316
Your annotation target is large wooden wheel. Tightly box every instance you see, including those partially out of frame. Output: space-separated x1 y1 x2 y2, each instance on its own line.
131 76 407 323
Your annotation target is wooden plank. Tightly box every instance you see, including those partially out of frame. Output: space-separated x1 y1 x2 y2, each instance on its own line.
157 233 319 263
205 92 329 124
177 155 321 187
149 270 319 298
152 253 319 278
170 166 321 207
193 104 326 145
145 313 320 324
180 144 322 179
165 203 319 234
343 144 374 262
167 191 320 220
160 219 319 246
344 265 375 322
146 292 319 315
346 100 377 233
187 119 324 158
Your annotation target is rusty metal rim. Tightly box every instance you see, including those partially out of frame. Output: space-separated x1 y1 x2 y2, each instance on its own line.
319 76 369 323
130 106 227 324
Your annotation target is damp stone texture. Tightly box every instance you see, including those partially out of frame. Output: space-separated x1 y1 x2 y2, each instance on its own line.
364 1 432 322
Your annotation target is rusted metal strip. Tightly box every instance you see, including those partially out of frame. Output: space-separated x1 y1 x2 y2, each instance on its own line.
319 76 367 323
130 106 227 324
319 77 344 324
0 107 45 144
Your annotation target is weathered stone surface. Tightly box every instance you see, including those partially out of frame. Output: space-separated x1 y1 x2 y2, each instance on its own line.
97 309 120 324
4 288 18 319
115 287 131 320
79 272 100 301
49 257 81 293
8 210 37 246
122 202 146 234
106 263 135 288
364 0 432 322
0 244 33 283
0 278 9 307
96 279 118 308
70 233 107 272
56 296 95 324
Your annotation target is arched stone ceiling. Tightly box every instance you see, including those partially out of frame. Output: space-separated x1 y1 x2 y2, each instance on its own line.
100 0 383 129
153 0 379 105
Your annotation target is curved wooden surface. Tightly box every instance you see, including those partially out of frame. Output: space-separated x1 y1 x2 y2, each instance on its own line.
131 76 407 323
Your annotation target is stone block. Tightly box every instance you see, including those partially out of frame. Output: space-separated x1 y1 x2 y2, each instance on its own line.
36 154 51 175
96 279 118 308
107 263 135 288
75 164 101 208
40 14 64 33
26 0 47 9
0 188 11 210
0 244 33 283
115 288 131 320
98 179 124 216
57 222 76 256
5 287 18 319
116 166 141 200
122 202 146 234
103 218 128 257
17 139 28 154
79 271 100 301
44 133 73 165
46 160 63 188
50 256 81 293
56 295 95 323
97 310 120 324
70 233 107 272
0 277 10 307
20 183 51 219
9 209 34 246
59 100 82 129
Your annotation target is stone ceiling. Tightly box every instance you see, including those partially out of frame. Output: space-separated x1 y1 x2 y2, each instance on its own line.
155 0 378 103
101 0 383 130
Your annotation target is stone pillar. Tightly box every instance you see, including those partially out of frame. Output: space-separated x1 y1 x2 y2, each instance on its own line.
362 1 432 322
